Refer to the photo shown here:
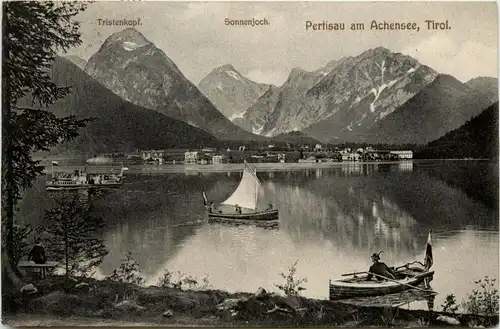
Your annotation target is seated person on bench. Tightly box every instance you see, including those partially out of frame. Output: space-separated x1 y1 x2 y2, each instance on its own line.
28 239 47 264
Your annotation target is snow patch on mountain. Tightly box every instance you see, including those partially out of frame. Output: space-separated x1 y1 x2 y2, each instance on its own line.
253 125 265 135
123 41 145 51
226 70 241 81
229 110 247 121
367 60 401 113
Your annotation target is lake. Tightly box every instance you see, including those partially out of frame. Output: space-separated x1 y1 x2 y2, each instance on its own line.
17 160 499 309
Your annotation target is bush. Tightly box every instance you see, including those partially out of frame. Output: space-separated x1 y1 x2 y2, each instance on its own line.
105 252 145 286
441 294 459 314
274 260 307 296
157 269 210 290
461 276 499 316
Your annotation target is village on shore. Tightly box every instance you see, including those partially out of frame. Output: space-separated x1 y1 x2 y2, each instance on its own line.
74 144 414 166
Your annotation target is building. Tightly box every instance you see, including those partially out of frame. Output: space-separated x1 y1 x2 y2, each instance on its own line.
141 150 166 164
314 144 322 151
390 150 413 160
202 147 217 152
164 153 185 164
340 151 360 161
277 153 286 163
184 151 199 164
141 150 165 161
238 146 246 151
212 155 225 164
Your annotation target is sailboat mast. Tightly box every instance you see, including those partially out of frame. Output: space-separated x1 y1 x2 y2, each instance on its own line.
245 161 259 210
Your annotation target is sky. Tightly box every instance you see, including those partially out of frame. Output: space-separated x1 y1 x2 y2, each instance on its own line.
67 1 498 86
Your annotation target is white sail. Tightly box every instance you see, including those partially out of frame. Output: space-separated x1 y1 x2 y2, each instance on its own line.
221 163 260 210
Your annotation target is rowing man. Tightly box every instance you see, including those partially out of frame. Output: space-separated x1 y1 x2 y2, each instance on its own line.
366 251 396 281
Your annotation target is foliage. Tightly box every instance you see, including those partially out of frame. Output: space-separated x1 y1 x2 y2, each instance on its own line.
414 102 498 160
274 260 307 297
9 108 92 204
461 276 499 317
2 0 91 265
106 252 145 286
42 194 108 278
441 294 459 314
157 269 210 290
8 223 33 265
3 1 89 104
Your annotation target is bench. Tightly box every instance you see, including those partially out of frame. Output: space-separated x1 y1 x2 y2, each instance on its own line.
18 261 59 280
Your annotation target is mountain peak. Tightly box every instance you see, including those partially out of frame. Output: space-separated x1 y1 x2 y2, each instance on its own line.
219 64 237 72
101 27 151 50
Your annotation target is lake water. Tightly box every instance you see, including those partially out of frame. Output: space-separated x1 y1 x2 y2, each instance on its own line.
18 160 499 309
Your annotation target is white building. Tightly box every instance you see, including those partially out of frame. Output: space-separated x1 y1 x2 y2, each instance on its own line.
390 150 413 160
184 151 199 164
212 155 224 164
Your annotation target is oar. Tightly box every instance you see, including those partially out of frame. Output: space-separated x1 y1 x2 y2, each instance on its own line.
395 261 425 270
342 261 426 276
342 271 369 277
366 272 436 294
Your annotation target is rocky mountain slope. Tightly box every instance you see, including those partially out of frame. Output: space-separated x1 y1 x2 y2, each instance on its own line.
64 55 87 70
234 84 281 134
261 64 335 136
271 131 321 147
365 74 496 145
198 64 269 119
38 57 219 154
285 47 436 141
465 77 498 103
228 47 438 140
84 28 262 141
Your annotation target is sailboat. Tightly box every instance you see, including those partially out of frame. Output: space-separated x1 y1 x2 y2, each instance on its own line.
203 161 279 221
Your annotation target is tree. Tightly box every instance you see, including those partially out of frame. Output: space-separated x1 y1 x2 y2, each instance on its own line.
2 1 91 272
42 194 108 280
9 224 33 266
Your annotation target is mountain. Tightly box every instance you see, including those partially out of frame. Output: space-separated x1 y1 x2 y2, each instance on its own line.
36 57 219 154
295 48 438 141
233 84 281 134
271 131 321 147
261 64 336 136
198 64 269 119
64 55 87 70
465 77 498 103
364 74 496 144
415 102 498 159
84 28 261 141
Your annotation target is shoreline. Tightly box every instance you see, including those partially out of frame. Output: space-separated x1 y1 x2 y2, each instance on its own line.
4 276 498 328
38 159 492 175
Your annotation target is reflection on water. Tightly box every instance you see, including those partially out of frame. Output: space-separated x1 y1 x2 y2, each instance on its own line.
17 161 498 309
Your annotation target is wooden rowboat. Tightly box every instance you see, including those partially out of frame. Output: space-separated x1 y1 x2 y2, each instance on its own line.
330 230 435 300
329 265 434 300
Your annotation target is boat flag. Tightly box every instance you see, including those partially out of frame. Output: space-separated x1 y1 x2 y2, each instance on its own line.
424 229 433 270
51 161 58 166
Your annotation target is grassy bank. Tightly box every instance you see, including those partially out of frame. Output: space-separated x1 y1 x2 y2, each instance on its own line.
3 275 498 327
